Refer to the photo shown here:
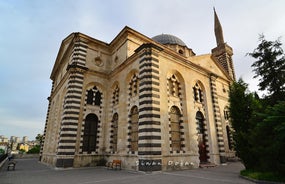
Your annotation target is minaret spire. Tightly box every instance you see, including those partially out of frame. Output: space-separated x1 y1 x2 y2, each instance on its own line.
214 7 224 46
212 8 235 80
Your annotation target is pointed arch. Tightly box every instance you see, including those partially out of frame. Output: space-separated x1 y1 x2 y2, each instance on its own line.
129 106 138 152
82 113 98 153
168 74 180 97
170 106 182 152
223 106 230 120
195 111 209 163
126 70 139 98
167 71 185 97
193 81 205 103
85 85 103 106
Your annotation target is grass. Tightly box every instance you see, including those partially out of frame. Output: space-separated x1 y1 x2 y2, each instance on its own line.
240 169 285 183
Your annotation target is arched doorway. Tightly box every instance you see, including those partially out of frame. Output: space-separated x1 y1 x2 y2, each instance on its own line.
82 113 98 153
196 111 208 163
170 106 182 152
130 106 138 152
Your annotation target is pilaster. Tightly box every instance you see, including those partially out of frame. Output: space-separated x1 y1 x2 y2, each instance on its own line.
209 74 225 163
55 40 88 167
136 43 163 171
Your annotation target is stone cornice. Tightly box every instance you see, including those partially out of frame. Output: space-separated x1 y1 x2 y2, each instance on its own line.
134 43 164 53
66 63 88 73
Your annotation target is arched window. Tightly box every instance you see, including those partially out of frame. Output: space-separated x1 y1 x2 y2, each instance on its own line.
94 91 102 106
130 106 138 152
224 107 230 120
82 114 98 153
193 82 203 103
129 74 138 97
87 89 94 105
86 86 102 106
168 75 179 97
111 113 118 152
170 106 182 152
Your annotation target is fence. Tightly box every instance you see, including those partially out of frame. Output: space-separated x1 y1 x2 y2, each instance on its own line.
0 154 7 162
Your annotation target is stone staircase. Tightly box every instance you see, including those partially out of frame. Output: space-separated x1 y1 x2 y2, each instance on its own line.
199 162 217 168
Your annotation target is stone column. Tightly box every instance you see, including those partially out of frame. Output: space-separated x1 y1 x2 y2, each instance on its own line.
209 74 226 163
55 40 88 167
135 43 163 171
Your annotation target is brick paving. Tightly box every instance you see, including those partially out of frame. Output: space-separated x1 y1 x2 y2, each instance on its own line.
0 158 253 184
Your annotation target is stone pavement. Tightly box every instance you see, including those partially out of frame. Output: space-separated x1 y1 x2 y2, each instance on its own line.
0 158 253 184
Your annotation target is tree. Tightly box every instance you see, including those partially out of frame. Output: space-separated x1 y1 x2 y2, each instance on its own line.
252 101 285 174
230 35 285 179
247 34 285 104
35 134 43 145
27 145 40 154
0 148 5 155
229 79 262 170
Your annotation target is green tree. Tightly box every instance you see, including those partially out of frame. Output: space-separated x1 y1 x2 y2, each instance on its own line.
35 134 43 145
229 79 262 170
27 145 40 154
252 101 285 174
0 148 5 155
248 34 285 104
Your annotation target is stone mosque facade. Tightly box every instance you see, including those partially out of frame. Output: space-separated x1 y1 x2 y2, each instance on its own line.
41 10 236 171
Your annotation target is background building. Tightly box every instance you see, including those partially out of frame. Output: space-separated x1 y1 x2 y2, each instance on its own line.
41 10 235 171
22 136 28 143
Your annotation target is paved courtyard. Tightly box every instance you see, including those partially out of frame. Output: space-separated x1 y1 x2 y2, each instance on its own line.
0 158 253 184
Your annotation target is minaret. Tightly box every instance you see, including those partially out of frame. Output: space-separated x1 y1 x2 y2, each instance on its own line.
212 8 235 80
214 8 224 46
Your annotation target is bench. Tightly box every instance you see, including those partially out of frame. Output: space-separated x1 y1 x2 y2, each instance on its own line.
106 160 122 170
7 161 16 171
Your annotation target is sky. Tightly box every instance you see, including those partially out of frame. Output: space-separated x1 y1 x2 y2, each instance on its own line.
0 0 285 140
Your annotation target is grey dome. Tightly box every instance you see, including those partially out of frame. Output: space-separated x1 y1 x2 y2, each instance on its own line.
152 34 187 47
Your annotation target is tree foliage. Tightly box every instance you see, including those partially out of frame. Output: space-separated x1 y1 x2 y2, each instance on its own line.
229 79 261 169
0 148 5 155
252 101 285 174
247 34 285 104
35 134 43 144
230 35 285 176
27 145 40 154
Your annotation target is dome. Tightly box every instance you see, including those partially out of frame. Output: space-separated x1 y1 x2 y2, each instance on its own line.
152 34 187 47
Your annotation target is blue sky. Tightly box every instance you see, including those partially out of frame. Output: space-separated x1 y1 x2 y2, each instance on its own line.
1 0 285 140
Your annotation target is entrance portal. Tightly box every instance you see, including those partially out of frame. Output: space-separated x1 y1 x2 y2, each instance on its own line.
196 111 208 163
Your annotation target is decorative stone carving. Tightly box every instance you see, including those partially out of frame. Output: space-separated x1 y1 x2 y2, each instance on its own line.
94 56 103 66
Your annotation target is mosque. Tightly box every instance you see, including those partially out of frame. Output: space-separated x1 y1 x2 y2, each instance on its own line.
40 10 236 171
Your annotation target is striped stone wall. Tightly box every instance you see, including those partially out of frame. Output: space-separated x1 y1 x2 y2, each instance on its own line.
136 43 163 171
55 40 88 167
209 74 225 161
40 81 54 160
